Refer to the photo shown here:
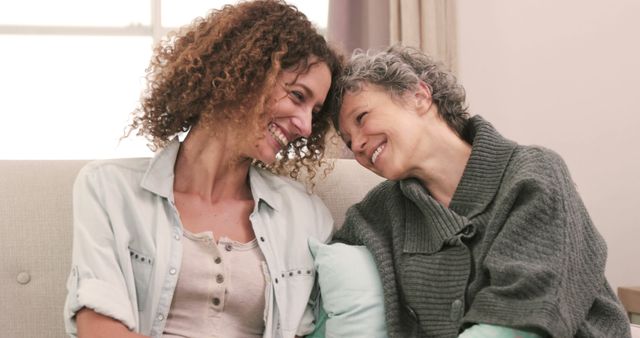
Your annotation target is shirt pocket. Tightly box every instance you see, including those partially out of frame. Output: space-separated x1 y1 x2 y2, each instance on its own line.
128 246 154 311
282 266 316 281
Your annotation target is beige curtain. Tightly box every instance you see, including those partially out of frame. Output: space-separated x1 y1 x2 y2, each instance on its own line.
328 0 457 69
327 0 391 56
389 0 458 72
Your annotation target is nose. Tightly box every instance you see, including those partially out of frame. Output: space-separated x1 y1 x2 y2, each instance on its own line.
291 107 313 138
351 131 367 154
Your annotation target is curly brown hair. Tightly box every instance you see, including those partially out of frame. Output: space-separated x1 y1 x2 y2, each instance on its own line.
127 0 343 181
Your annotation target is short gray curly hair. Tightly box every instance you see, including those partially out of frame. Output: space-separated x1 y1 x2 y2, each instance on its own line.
329 45 469 136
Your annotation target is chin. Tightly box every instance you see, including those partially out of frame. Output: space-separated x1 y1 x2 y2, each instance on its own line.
254 155 275 165
376 165 406 181
251 142 281 165
261 158 277 166
366 165 389 180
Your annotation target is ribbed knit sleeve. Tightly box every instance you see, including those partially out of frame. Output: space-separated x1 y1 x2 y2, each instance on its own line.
332 181 421 338
463 147 630 338
333 180 397 248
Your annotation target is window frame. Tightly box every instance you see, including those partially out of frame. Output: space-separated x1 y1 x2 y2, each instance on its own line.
0 0 171 44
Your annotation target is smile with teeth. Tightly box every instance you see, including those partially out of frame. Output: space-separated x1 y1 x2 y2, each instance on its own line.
371 143 385 164
268 122 289 148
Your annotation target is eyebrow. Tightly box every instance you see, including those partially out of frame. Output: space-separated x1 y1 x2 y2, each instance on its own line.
344 104 367 119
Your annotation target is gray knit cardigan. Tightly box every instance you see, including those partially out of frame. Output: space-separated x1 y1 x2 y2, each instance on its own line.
333 116 630 338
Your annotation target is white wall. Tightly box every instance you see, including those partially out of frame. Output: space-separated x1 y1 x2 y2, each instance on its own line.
456 0 640 291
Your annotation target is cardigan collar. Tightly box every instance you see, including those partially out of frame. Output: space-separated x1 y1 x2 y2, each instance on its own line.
400 115 517 253
449 115 517 218
400 178 470 253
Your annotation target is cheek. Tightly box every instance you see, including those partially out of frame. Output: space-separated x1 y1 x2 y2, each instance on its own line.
360 123 382 140
267 91 287 112
271 100 294 118
355 155 370 168
267 100 280 116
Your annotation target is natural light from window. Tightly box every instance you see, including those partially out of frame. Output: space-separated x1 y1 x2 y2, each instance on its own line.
0 0 329 159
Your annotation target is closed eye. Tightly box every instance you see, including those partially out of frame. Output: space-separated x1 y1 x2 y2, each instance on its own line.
355 111 368 124
289 90 305 102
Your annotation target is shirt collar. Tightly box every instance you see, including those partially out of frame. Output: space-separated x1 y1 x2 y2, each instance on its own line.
140 138 181 201
140 138 281 211
248 166 282 212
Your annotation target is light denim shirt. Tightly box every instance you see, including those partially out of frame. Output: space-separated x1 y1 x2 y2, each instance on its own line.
63 139 334 338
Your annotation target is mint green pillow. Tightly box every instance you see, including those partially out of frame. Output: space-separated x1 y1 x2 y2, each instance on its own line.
307 238 388 338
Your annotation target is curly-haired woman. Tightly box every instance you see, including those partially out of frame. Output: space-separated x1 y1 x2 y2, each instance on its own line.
330 45 630 338
63 1 342 337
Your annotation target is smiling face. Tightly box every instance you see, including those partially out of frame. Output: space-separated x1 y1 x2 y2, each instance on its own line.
247 60 332 165
338 83 431 180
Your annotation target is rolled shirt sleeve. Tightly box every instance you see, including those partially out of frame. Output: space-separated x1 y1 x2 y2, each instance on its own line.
64 165 137 335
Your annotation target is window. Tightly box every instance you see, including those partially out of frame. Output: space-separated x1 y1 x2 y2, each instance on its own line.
0 0 328 159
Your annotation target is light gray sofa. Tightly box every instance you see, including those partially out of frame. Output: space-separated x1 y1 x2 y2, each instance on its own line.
0 159 382 338
1 159 638 338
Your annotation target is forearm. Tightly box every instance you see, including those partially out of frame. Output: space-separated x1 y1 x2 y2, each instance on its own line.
76 308 148 338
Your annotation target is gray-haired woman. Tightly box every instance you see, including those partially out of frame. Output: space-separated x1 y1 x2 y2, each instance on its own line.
329 45 630 338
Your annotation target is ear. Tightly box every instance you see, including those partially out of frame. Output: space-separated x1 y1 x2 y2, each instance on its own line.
414 81 433 115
